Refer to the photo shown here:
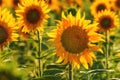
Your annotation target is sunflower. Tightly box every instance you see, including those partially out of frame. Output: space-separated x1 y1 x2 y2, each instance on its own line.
44 0 61 13
0 0 7 7
49 10 103 69
94 10 119 31
0 0 3 7
110 0 120 11
7 0 22 9
16 0 50 33
108 0 116 11
61 0 83 10
0 8 18 49
90 0 110 16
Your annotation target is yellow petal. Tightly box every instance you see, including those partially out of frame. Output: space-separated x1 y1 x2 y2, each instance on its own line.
84 54 93 67
56 57 63 63
89 44 103 53
62 11 66 19
89 52 96 61
76 9 81 21
89 34 104 42
80 56 88 69
47 32 56 38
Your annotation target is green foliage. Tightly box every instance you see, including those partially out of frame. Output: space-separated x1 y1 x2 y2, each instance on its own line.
0 63 27 80
43 69 63 76
33 75 61 80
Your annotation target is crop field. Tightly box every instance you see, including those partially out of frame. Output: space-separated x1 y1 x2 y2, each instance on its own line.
0 0 120 80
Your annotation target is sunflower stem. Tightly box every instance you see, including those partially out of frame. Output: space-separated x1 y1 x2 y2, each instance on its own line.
37 30 42 77
69 63 73 80
105 31 109 79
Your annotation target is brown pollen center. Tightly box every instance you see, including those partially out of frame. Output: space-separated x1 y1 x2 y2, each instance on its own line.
44 0 52 4
100 16 112 29
61 26 89 54
115 0 120 8
0 0 2 5
26 8 40 24
13 0 20 6
0 25 8 44
96 4 106 12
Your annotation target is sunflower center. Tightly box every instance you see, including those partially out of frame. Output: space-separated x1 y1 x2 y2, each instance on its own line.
100 17 112 29
115 0 120 8
0 25 8 44
47 0 52 4
97 4 106 12
26 8 40 24
0 0 2 5
44 0 51 4
61 26 89 54
13 0 20 6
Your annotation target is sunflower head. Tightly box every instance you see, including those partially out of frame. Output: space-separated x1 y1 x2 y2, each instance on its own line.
0 24 8 44
16 0 50 33
110 0 120 11
11 0 21 9
61 25 89 54
2 0 21 9
95 10 119 31
0 0 7 7
0 0 2 6
0 8 18 49
90 0 110 16
44 0 61 13
49 10 103 69
44 0 52 4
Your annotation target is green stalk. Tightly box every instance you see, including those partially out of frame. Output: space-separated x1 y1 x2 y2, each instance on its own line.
105 31 109 78
69 63 73 80
37 30 42 77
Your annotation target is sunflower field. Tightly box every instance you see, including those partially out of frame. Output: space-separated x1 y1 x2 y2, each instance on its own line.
0 0 120 80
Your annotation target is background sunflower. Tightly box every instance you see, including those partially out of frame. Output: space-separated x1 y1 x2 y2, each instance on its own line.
110 0 120 11
7 0 22 9
44 0 61 13
0 8 18 49
94 10 119 31
16 0 50 33
0 0 7 7
90 0 110 17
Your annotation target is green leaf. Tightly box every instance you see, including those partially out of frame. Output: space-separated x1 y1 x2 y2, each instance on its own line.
41 43 49 51
32 75 61 80
67 8 77 16
9 42 18 50
43 69 63 76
